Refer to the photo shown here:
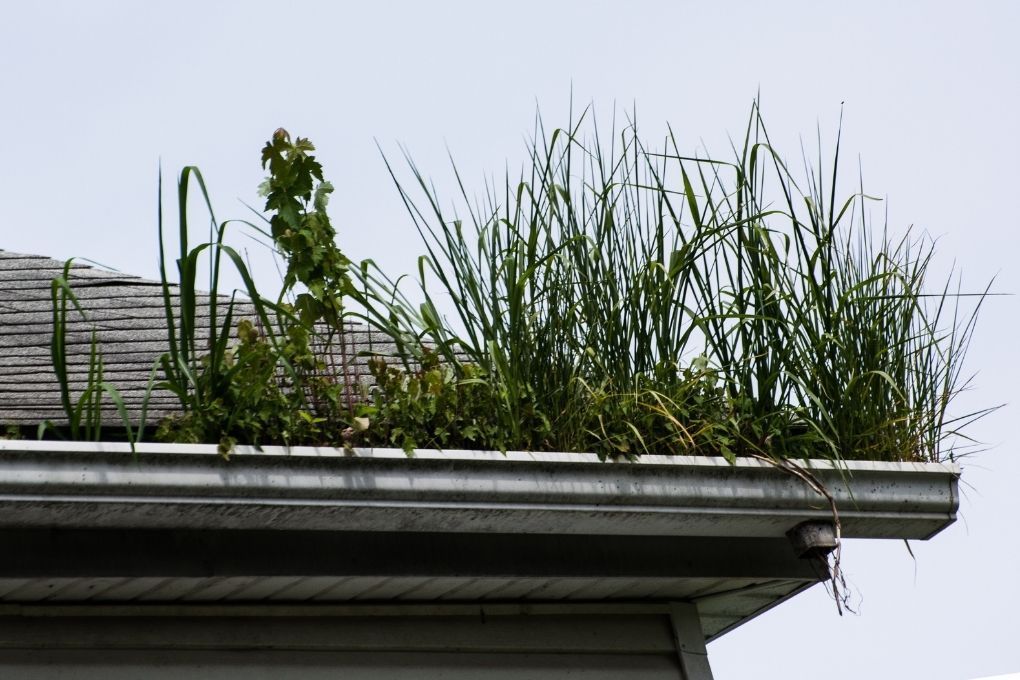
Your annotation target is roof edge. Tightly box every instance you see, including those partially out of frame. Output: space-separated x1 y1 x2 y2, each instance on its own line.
0 441 959 540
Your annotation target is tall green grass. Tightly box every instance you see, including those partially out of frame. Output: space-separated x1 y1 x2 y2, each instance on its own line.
46 260 137 446
45 103 986 464
354 103 987 463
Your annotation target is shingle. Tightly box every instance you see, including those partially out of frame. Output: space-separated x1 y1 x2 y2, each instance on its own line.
0 249 398 427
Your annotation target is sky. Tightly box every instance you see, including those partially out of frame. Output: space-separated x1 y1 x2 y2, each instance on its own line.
2 1 1018 677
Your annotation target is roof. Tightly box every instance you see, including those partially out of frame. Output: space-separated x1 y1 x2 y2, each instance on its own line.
0 250 393 427
0 441 961 641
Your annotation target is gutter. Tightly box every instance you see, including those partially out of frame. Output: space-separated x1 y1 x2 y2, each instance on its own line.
0 441 959 540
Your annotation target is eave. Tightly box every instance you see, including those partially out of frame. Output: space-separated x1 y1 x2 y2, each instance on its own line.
0 441 960 641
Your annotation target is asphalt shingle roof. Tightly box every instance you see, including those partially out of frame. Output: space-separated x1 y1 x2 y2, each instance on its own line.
0 250 395 427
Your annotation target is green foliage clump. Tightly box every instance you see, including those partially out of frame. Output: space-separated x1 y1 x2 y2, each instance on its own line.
47 102 989 464
576 360 727 461
355 104 988 463
350 351 506 454
152 130 359 455
155 319 325 455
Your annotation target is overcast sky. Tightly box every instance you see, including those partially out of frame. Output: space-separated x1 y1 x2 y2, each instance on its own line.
2 2 1018 677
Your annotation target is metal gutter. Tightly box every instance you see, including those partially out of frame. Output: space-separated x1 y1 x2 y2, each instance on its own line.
0 441 959 540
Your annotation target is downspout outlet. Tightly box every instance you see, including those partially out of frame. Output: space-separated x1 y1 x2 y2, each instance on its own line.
787 521 838 559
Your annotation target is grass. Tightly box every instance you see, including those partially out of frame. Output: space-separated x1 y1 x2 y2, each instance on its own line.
45 260 137 446
45 101 990 464
353 102 988 463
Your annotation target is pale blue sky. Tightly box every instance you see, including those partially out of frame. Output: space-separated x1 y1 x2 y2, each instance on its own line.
2 2 1018 677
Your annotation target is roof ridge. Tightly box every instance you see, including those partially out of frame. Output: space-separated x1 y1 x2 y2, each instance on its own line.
0 248 132 275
